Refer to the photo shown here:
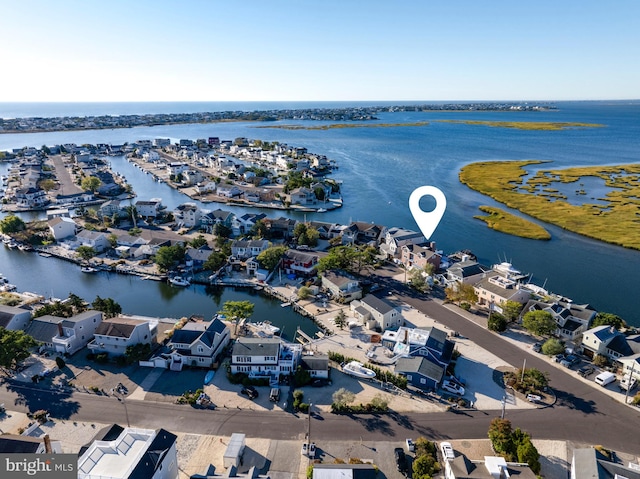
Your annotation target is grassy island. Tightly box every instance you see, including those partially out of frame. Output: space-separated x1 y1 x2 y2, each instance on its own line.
438 120 604 130
255 121 430 130
459 161 640 250
474 206 551 240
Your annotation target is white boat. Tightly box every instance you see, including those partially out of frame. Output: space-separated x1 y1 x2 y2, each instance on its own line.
6 240 18 249
81 266 98 273
249 321 281 336
316 208 327 213
492 261 529 282
342 361 376 379
169 276 190 287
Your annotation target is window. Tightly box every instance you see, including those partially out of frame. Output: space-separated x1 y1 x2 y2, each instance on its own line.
420 378 426 384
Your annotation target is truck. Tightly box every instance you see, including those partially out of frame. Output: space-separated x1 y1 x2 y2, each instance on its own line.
619 376 637 391
594 371 616 387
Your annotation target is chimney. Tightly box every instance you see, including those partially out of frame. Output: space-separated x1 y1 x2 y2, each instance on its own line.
404 329 408 344
43 434 52 453
57 322 64 337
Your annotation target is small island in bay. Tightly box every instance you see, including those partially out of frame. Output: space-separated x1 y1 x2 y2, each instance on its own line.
439 120 604 130
474 206 551 240
254 121 430 130
459 160 640 250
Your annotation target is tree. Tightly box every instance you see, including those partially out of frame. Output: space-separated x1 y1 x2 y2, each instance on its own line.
444 282 478 306
213 223 232 238
257 245 287 271
516 436 541 474
298 286 312 300
76 245 97 262
0 329 39 373
332 388 355 408
334 310 347 330
412 454 439 479
203 251 227 271
501 300 523 322
541 338 564 356
0 215 26 234
39 179 57 192
190 235 208 249
80 176 101 192
91 296 122 318
154 244 185 272
592 312 626 330
249 219 269 239
124 205 138 229
409 267 431 293
67 292 87 313
220 300 254 334
488 312 507 332
316 245 376 274
33 301 73 318
522 310 557 336
488 418 513 455
108 233 119 248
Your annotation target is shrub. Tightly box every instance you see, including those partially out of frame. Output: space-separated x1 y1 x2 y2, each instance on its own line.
593 354 609 368
488 313 507 332
541 338 564 356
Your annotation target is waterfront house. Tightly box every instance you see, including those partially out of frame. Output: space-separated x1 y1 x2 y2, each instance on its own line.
75 229 110 253
78 425 179 479
381 227 426 258
263 216 297 239
350 294 403 331
185 246 213 271
444 454 537 479
167 161 189 176
231 239 269 260
200 208 235 233
0 304 31 331
217 185 243 198
48 216 78 240
299 354 330 379
341 222 387 246
520 299 595 342
290 187 317 206
446 260 491 285
26 310 103 355
581 325 633 360
15 187 48 208
136 199 163 219
233 212 267 235
230 337 302 379
174 202 202 229
400 242 442 271
474 275 531 310
282 249 320 277
99 199 122 218
167 317 230 370
87 315 157 357
321 270 363 303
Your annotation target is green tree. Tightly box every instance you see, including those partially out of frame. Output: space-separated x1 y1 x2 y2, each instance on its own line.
316 245 377 274
33 301 73 318
220 300 254 334
501 300 523 322
522 310 557 336
76 245 97 262
592 312 626 330
0 329 39 373
332 387 355 408
91 296 122 318
39 179 57 192
488 312 507 332
0 215 26 234
412 454 439 479
257 245 287 271
190 235 208 249
445 282 478 306
488 418 513 455
203 251 227 271
516 436 541 474
414 437 438 458
409 267 431 293
67 293 87 313
213 223 232 238
108 233 118 248
124 205 138 229
298 286 312 300
154 244 185 272
248 219 269 239
541 338 564 356
80 176 101 192
334 309 347 330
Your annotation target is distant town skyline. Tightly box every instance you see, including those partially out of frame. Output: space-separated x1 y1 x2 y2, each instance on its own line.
3 0 639 102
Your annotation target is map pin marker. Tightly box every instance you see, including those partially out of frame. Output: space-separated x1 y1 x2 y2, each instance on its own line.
409 186 447 240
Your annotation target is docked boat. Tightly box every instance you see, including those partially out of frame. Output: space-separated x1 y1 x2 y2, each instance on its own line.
80 266 98 273
342 361 376 379
248 321 281 337
316 208 327 213
168 276 190 287
18 243 33 251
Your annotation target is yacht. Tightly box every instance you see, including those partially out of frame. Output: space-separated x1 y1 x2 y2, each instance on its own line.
168 276 190 287
342 361 376 379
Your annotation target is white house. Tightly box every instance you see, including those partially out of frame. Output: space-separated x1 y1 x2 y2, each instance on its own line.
381 227 426 258
230 337 302 379
77 425 178 479
26 310 103 355
321 271 362 303
231 239 269 260
167 318 230 370
350 294 403 331
88 315 157 357
174 203 202 228
0 304 31 331
136 199 163 219
48 216 77 240
75 229 110 253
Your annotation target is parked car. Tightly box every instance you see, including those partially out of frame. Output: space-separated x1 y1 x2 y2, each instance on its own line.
553 354 565 363
526 394 542 403
560 355 579 368
269 387 281 402
578 365 595 377
394 447 408 475
240 386 258 399
311 379 331 387
440 442 455 461
441 379 465 396
532 342 542 353
405 438 415 453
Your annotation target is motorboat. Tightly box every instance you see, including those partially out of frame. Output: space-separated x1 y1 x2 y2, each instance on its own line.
80 266 98 273
249 321 281 336
168 276 190 287
342 361 376 379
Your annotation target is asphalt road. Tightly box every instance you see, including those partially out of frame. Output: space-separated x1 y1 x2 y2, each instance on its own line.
1 268 639 453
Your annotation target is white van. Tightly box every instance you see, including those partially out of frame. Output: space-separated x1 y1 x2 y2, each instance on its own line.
594 371 616 387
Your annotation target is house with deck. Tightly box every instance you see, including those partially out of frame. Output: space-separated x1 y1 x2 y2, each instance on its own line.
48 216 78 240
87 315 157 357
26 310 103 355
282 249 321 277
350 294 403 331
167 317 230 370
230 337 302 380
321 270 362 303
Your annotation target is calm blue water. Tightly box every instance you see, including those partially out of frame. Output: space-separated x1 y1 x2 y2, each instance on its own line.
2 100 640 326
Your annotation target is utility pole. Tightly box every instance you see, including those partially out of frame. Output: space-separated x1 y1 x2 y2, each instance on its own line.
521 358 526 384
624 361 637 404
501 396 506 419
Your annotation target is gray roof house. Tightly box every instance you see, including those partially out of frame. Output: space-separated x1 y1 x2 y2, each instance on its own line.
581 325 633 360
321 270 362 303
25 310 103 355
168 318 230 370
300 354 330 379
313 464 377 479
0 304 31 331
0 434 62 454
88 315 157 357
395 356 445 391
230 337 301 379
572 447 640 479
350 294 403 331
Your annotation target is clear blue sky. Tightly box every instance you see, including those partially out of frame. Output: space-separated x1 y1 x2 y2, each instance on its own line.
3 0 639 102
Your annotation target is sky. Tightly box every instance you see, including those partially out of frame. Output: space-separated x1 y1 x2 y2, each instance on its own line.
2 0 639 102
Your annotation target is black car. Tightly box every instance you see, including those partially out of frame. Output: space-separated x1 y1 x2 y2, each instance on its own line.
311 379 332 387
578 365 595 377
241 386 259 399
394 447 408 475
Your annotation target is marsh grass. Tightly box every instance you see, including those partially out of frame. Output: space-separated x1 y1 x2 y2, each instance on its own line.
475 206 551 240
459 161 640 250
255 121 430 130
438 120 604 130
